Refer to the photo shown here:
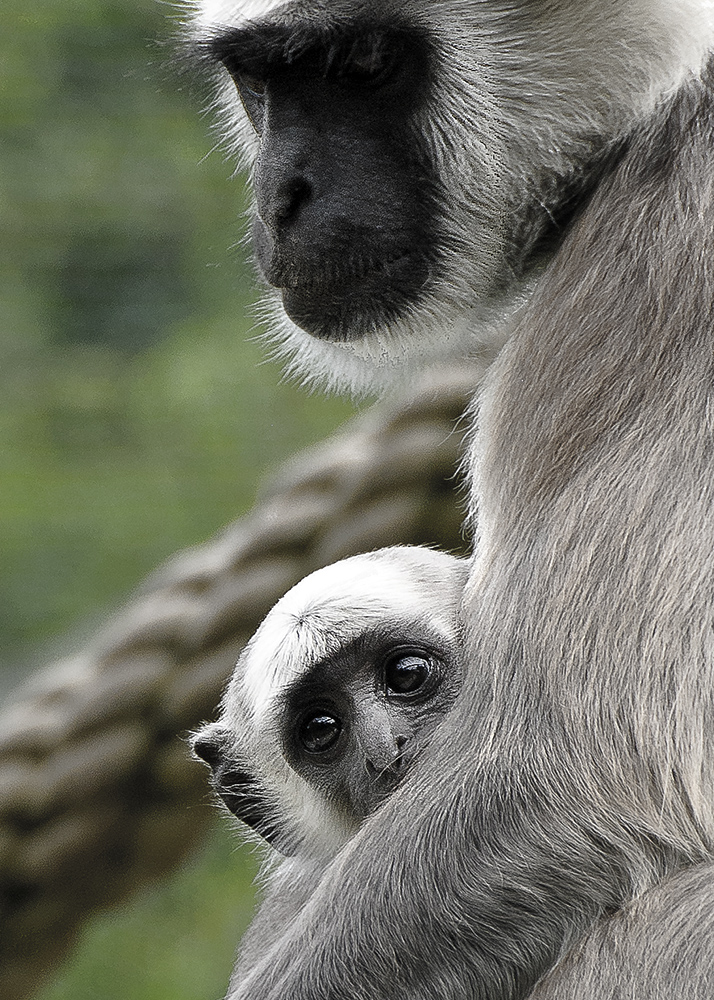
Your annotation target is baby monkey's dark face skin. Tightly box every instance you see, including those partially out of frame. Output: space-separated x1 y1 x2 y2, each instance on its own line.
279 624 462 821
193 622 462 855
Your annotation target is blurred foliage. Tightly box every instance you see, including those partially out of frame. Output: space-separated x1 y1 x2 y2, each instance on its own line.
0 0 356 682
1 1 357 997
40 827 262 1000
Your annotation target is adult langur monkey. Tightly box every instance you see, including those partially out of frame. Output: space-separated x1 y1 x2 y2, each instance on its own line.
184 1 714 998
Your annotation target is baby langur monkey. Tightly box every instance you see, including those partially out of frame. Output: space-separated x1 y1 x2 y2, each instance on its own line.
192 546 467 978
192 546 468 862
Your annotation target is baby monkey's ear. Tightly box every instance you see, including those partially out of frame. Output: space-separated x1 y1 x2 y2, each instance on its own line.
191 724 283 848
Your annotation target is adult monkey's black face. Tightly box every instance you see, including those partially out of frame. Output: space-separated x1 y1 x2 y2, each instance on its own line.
192 0 513 394
191 0 692 394
209 16 438 342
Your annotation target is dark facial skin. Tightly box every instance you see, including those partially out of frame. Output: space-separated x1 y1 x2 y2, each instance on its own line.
208 17 441 341
279 625 462 820
193 623 461 845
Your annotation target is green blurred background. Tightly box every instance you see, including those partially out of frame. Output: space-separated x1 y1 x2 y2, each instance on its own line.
0 2 356 996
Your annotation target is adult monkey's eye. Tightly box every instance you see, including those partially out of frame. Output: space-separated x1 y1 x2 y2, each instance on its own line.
342 55 392 86
233 71 266 132
385 652 434 695
299 712 342 753
237 72 266 99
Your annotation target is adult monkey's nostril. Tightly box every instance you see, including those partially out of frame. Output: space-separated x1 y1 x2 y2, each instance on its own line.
275 175 313 226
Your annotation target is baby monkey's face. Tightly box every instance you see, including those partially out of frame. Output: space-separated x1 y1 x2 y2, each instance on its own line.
192 547 467 857
278 624 460 821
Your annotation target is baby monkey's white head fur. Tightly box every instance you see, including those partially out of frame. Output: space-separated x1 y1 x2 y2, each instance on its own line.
193 546 467 860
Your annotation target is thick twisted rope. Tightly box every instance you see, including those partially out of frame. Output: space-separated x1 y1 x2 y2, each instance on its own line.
0 364 478 1000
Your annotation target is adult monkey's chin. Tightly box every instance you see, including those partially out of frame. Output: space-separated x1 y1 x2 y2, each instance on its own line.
260 287 511 399
278 254 429 344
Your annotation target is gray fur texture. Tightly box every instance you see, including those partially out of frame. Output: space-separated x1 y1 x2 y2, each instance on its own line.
184 1 714 997
530 864 714 1000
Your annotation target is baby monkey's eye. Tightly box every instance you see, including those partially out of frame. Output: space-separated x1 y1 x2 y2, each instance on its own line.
384 651 434 695
299 712 342 753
